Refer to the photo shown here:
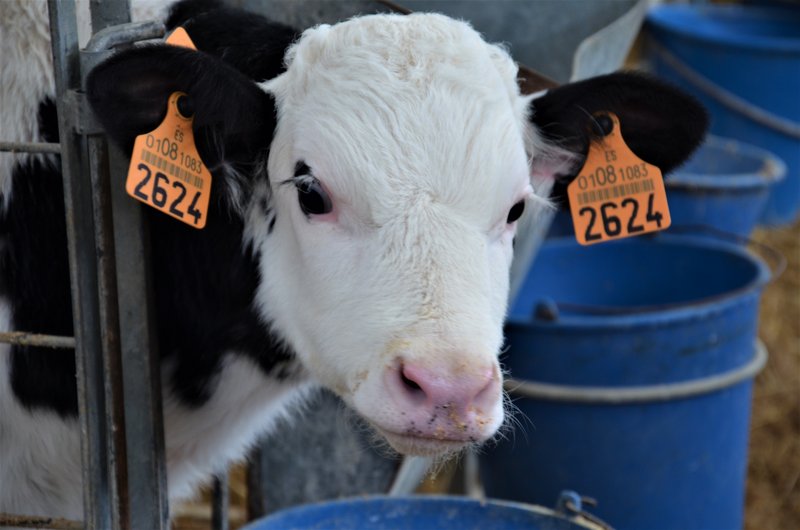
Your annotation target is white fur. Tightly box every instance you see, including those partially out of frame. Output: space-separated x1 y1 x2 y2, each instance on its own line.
161 357 312 502
1 7 569 521
257 14 555 451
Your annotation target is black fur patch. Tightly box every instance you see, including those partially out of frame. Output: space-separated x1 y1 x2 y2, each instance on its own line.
166 0 224 28
168 1 299 83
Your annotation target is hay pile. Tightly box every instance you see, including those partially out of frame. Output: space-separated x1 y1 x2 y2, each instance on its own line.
746 220 800 530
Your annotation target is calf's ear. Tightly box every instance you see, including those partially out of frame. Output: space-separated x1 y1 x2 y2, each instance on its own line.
86 45 276 176
528 72 708 206
167 3 299 82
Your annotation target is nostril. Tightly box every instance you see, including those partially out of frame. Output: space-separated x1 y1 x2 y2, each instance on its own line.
400 364 424 393
393 361 499 414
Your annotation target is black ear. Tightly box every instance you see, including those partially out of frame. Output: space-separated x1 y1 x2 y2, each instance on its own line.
166 1 299 82
529 72 708 207
165 0 224 28
86 45 276 176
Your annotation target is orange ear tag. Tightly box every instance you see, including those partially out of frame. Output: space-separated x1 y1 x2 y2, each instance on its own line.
165 26 197 50
567 113 671 246
125 92 211 229
124 28 209 227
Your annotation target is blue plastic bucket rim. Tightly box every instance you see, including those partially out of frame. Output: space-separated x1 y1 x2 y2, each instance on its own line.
508 234 771 329
647 4 800 53
241 495 601 529
666 135 787 191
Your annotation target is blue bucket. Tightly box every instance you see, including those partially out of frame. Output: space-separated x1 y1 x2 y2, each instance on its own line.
645 5 800 226
480 236 770 530
241 495 607 530
666 135 786 238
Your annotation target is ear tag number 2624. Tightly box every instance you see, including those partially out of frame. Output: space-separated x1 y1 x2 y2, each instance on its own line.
125 92 211 229
567 113 671 246
125 28 210 228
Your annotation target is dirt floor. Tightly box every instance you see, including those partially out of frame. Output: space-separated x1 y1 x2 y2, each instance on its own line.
173 221 799 530
746 220 800 530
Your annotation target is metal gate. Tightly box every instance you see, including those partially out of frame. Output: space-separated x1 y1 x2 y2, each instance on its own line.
0 1 231 528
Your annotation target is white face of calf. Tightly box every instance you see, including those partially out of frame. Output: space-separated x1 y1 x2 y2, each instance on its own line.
253 14 541 455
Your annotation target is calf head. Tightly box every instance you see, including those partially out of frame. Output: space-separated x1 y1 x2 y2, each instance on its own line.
88 12 706 456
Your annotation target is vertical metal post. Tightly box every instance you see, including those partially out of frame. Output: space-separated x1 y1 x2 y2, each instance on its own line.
246 448 266 521
87 136 129 530
83 3 170 527
211 475 230 530
108 140 170 529
47 1 112 528
85 8 133 530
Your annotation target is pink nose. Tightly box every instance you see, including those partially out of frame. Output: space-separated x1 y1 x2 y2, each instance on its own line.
386 360 501 441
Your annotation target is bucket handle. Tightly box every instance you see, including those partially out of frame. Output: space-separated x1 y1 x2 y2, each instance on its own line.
556 491 614 530
649 41 800 139
504 340 767 404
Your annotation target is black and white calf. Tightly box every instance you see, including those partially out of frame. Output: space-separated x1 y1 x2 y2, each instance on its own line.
0 0 707 519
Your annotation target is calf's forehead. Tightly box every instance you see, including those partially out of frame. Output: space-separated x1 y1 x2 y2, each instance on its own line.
271 14 531 221
292 88 529 214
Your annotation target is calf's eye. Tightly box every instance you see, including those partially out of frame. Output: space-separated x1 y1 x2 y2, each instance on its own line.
296 179 332 216
507 200 525 223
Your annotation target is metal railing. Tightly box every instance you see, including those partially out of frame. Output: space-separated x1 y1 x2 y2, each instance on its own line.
0 1 230 528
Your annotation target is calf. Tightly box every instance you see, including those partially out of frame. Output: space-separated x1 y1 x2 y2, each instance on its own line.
0 0 707 520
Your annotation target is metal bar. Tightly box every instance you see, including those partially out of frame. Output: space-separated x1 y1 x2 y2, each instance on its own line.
388 457 431 496
108 140 169 529
90 0 131 31
82 4 170 526
211 475 230 530
245 447 265 521
0 331 75 349
47 1 112 529
517 64 560 94
376 0 412 14
0 141 61 154
84 7 173 530
84 20 165 53
464 452 484 499
87 136 129 530
0 513 84 530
